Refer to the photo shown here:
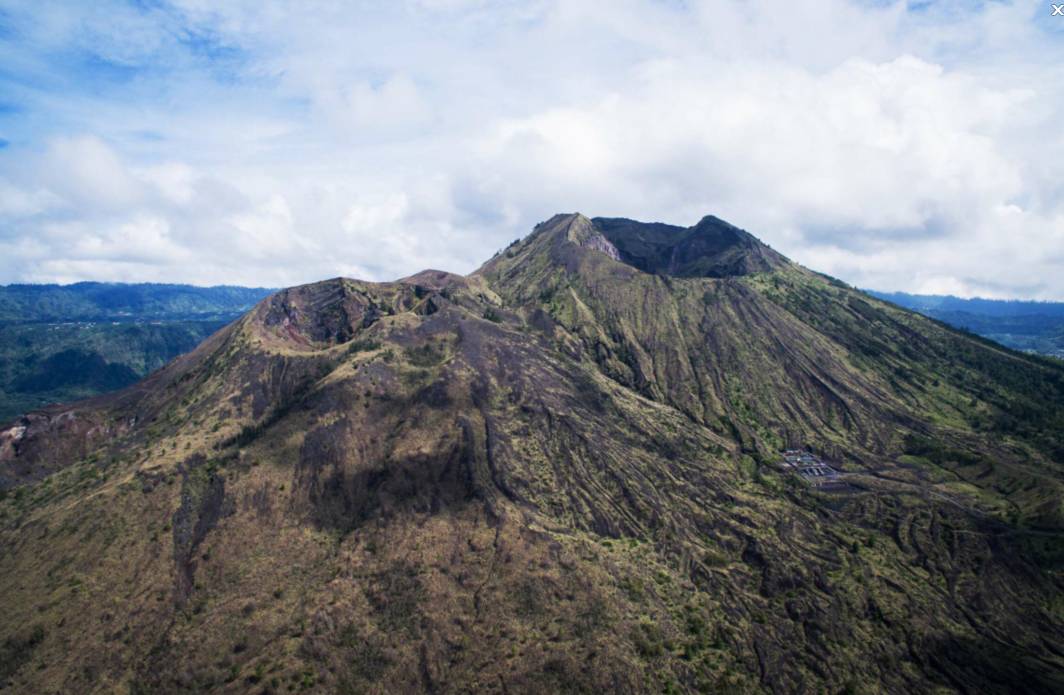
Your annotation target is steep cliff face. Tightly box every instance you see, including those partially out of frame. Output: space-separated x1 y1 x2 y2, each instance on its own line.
1 214 1063 694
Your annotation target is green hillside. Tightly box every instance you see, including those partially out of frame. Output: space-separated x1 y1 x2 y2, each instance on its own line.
0 283 274 422
0 322 230 422
868 291 1064 359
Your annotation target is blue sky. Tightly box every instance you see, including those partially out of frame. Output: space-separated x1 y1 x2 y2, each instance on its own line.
0 0 1062 297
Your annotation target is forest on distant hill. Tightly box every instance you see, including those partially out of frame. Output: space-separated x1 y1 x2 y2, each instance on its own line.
868 291 1064 359
0 283 273 422
0 282 271 323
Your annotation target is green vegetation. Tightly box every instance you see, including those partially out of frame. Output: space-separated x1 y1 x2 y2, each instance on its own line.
346 338 381 354
0 321 226 421
0 625 44 682
0 282 271 421
0 282 271 323
869 290 1064 359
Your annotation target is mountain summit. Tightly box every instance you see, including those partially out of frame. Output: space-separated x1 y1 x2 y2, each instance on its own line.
593 214 787 278
2 214 1063 693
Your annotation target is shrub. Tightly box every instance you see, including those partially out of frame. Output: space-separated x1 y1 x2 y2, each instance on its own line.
346 338 381 355
631 619 666 658
0 624 45 682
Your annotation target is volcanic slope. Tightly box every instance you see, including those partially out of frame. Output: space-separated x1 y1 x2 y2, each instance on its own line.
1 213 1063 694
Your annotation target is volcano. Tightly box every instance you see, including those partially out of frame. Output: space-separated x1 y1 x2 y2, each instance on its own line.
2 213 1063 693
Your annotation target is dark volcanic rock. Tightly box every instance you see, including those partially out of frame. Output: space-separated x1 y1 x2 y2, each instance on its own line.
172 454 233 604
593 215 787 278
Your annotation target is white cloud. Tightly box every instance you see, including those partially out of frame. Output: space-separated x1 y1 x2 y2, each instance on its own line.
39 136 146 211
137 163 199 205
0 0 1061 297
0 182 61 218
324 75 433 133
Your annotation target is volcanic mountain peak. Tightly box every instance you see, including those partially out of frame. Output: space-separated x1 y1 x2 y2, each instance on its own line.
249 271 499 353
256 276 409 350
480 211 790 288
3 213 1064 693
399 268 469 290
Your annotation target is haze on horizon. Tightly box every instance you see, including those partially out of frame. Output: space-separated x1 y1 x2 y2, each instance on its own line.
0 0 1062 299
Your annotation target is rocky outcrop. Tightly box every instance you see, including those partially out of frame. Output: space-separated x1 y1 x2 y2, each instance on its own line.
172 454 234 605
0 409 129 489
564 214 622 261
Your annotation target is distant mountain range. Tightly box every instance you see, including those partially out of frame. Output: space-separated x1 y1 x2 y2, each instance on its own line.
0 282 273 323
868 291 1064 359
0 283 274 422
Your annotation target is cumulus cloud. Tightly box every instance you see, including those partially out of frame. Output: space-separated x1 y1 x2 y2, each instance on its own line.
0 0 1061 297
39 136 147 211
